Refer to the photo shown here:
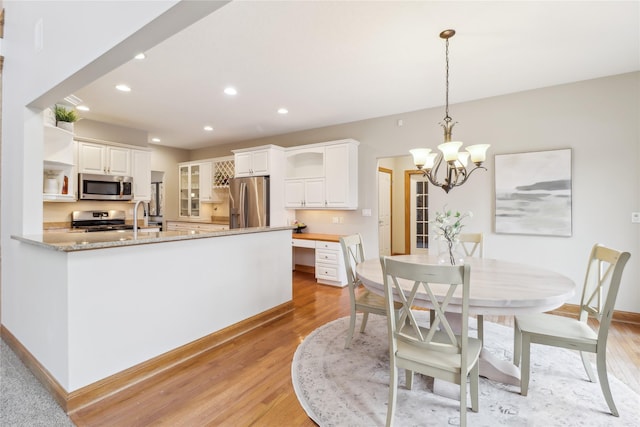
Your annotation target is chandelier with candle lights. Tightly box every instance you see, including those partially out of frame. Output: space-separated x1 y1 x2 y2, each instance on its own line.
410 29 490 193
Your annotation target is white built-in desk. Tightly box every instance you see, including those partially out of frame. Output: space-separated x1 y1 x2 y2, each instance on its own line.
292 233 347 287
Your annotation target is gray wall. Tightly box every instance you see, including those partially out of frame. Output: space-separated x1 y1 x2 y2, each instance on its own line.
192 72 640 313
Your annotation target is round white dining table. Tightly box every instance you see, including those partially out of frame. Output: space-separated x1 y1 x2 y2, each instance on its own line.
356 254 576 389
356 254 576 316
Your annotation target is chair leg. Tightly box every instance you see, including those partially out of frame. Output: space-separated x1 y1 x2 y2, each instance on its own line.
405 369 414 390
580 351 597 383
477 314 484 344
520 333 531 396
386 366 398 427
459 370 467 427
513 319 521 367
344 309 357 349
360 312 370 333
596 350 619 417
470 362 479 413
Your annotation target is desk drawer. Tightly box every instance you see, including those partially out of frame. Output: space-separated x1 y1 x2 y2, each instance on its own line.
316 249 339 264
316 263 339 281
292 239 316 249
316 241 341 251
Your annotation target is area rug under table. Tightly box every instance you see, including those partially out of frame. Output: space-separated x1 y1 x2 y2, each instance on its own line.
292 314 639 426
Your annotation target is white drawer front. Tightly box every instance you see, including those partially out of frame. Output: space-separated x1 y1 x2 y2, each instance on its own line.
316 250 339 264
292 239 316 248
316 264 339 280
315 241 341 251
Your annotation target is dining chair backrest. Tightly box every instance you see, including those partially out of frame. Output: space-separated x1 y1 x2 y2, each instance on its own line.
381 257 472 356
579 244 630 342
458 233 483 258
340 234 366 293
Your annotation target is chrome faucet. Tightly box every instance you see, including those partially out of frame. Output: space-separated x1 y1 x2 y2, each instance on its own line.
133 200 148 238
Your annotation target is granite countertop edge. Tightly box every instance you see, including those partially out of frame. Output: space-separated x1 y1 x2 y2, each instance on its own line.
12 226 295 252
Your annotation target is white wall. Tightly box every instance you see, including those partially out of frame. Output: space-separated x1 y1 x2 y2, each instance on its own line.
192 73 640 313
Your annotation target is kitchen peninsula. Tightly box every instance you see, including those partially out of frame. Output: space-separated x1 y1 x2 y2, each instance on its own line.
8 226 293 411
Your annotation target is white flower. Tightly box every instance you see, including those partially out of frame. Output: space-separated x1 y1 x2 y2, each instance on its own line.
431 206 472 245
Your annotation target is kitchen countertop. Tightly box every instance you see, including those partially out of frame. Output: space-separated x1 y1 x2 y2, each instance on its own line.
292 233 343 243
165 217 229 225
13 226 293 252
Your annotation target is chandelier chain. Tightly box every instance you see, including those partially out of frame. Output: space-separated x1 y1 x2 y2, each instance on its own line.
444 37 450 122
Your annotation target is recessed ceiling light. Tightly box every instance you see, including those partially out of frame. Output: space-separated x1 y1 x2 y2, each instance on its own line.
115 84 131 92
204 126 214 131
277 108 289 115
151 137 161 143
134 53 146 60
224 87 237 96
76 105 90 111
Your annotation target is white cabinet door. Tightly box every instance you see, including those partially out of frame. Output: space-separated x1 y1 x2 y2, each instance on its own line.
78 142 105 174
251 150 270 175
284 180 305 208
304 178 325 208
234 152 253 177
107 147 131 175
325 142 358 209
132 149 151 201
199 161 213 202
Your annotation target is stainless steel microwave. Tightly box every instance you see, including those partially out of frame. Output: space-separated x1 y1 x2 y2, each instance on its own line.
78 173 133 201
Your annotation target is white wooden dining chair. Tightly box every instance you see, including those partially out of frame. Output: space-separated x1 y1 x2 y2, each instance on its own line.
458 233 483 258
513 244 630 416
381 256 481 427
340 234 401 349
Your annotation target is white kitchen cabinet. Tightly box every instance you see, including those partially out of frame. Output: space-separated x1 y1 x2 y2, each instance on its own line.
284 146 326 208
178 161 212 218
233 148 271 177
284 139 359 210
131 149 152 201
284 178 325 208
78 141 131 176
315 240 347 287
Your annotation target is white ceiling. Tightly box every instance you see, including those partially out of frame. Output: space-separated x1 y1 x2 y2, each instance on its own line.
72 1 640 150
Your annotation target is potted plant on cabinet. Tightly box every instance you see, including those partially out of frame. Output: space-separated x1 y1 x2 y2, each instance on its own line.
54 105 78 133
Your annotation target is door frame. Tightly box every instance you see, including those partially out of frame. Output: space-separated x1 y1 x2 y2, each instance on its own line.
404 170 427 255
378 166 393 256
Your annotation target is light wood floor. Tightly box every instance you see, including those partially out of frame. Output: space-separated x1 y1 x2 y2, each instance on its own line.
70 271 640 426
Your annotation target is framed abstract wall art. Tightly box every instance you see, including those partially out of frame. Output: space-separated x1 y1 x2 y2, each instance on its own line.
494 148 572 236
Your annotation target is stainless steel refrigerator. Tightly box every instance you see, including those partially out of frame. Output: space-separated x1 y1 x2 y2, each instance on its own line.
229 176 270 229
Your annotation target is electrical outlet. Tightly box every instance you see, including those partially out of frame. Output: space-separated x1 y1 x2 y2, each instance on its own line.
339 217 344 224
362 209 372 217
632 212 640 223
332 217 339 224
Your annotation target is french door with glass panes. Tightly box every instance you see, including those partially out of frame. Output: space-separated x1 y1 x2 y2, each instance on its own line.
409 173 429 254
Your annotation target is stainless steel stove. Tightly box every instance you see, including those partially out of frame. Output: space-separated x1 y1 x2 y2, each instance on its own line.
71 210 135 232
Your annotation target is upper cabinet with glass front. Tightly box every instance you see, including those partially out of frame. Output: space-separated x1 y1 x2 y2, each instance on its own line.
178 161 212 218
284 139 359 210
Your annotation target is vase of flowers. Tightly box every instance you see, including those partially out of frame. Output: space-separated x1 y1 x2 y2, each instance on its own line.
432 207 472 265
